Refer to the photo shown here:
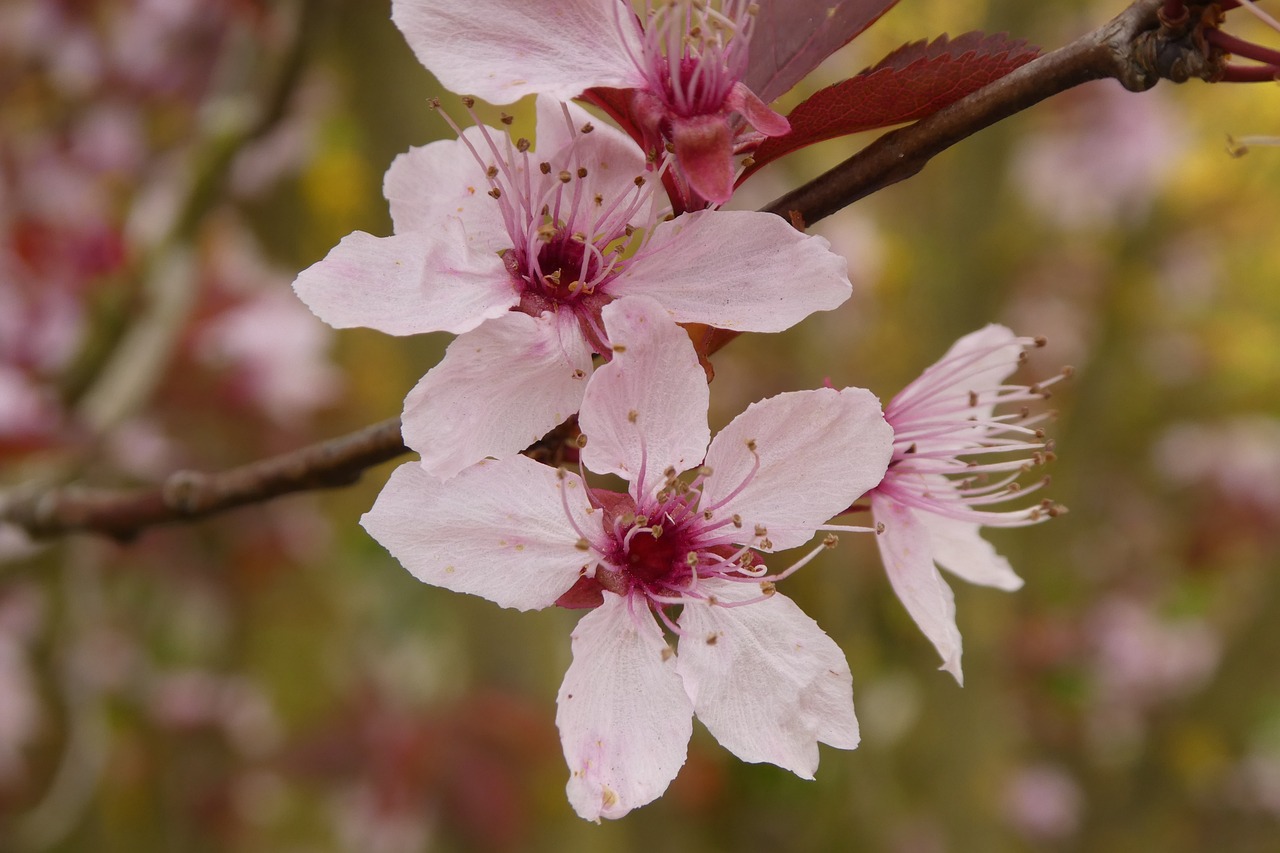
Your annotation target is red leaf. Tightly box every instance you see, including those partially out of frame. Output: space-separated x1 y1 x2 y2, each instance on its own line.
742 32 1040 181
745 0 901 104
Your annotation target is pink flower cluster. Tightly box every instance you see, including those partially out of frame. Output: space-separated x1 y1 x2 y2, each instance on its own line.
294 0 1065 821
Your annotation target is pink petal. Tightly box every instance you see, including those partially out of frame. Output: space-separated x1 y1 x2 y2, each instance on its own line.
402 310 592 479
557 594 692 821
917 476 1023 590
726 81 791 137
676 580 858 777
392 0 646 105
611 210 851 332
870 492 965 683
899 324 1023 425
383 127 513 250
292 223 515 336
361 458 601 610
578 296 710 498
669 113 736 204
534 96 651 213
701 387 892 551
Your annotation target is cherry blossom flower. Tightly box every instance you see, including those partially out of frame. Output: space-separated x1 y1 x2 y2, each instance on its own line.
362 296 893 819
869 325 1067 683
391 0 789 205
294 98 850 479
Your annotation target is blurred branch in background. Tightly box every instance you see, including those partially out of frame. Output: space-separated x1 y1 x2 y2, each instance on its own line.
0 0 1246 543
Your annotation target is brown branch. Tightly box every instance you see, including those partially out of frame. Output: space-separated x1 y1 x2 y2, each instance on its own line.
764 0 1176 224
2 419 406 541
0 0 1230 543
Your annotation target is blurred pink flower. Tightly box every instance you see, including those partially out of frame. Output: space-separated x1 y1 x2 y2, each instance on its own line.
197 289 343 426
362 296 892 820
1088 596 1221 726
295 97 849 479
1001 763 1083 842
391 0 787 204
1155 417 1280 516
1010 80 1184 229
870 325 1064 682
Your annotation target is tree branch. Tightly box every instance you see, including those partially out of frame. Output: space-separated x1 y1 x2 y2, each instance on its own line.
2 418 406 541
0 0 1229 543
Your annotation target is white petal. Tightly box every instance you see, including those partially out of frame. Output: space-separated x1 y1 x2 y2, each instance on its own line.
292 225 515 336
610 211 851 332
578 296 710 498
402 310 592 479
392 0 646 104
701 387 892 551
361 458 601 610
870 492 964 683
895 324 1024 426
916 476 1024 591
557 595 692 821
534 97 652 226
676 580 858 777
383 127 513 251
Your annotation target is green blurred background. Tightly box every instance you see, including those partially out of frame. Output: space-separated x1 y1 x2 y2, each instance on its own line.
2 1 1279 850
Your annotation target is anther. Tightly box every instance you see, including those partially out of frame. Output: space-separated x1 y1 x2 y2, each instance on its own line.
1034 336 1048 347
969 390 979 407
576 167 588 179
461 96 475 108
759 580 776 596
685 552 699 567
754 524 767 537
732 514 742 528
745 439 757 452
580 122 594 133
627 409 638 422
574 433 588 448
428 97 442 109
539 162 551 175
516 137 530 152
575 538 590 551
572 369 586 379
499 112 514 125
488 188 501 199
875 522 886 534
558 170 572 183
823 534 838 548
651 525 664 539
485 166 499 178
614 344 628 353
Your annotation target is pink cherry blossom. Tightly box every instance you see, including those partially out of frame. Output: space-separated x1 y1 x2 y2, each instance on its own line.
391 0 789 205
362 295 893 819
294 97 851 479
870 325 1068 683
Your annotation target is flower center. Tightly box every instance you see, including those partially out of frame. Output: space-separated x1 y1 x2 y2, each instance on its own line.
528 230 603 303
622 524 692 587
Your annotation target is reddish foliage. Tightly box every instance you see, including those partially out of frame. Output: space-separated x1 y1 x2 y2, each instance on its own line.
745 0 901 104
741 32 1040 181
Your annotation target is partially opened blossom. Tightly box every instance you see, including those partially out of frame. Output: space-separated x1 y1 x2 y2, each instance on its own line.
294 97 850 479
362 296 893 819
869 325 1067 683
392 0 789 205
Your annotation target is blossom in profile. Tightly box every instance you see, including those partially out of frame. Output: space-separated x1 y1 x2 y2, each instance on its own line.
294 97 850 479
362 296 893 819
391 0 789 205
870 325 1067 683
